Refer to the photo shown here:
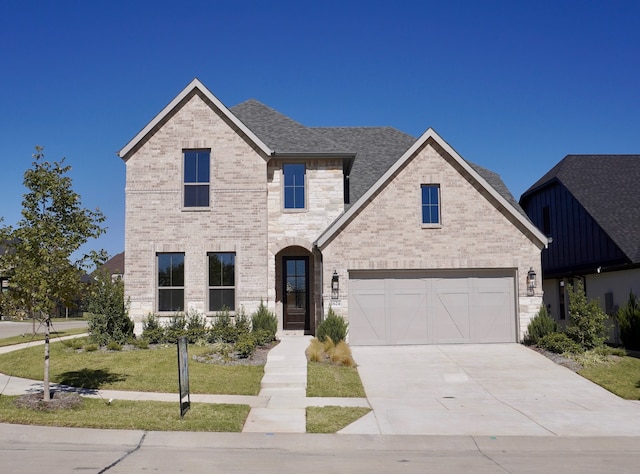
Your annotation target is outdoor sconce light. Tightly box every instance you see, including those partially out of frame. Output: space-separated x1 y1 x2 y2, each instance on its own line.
331 270 339 299
527 267 537 296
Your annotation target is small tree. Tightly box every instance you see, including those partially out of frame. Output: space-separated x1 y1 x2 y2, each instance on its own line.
86 269 132 346
0 147 106 400
526 305 557 345
566 280 607 350
617 291 640 350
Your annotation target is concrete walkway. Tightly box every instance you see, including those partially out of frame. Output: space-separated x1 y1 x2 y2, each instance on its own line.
0 334 370 434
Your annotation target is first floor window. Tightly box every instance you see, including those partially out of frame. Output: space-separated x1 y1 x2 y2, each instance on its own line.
209 252 235 311
421 184 440 224
158 253 184 311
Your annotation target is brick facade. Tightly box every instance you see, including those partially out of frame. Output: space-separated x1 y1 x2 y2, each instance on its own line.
120 80 545 340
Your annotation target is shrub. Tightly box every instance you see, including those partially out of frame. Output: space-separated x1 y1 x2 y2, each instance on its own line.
131 338 149 350
526 306 557 345
235 333 257 358
253 329 273 346
251 300 278 341
208 307 237 343
234 307 252 338
185 308 207 343
566 281 607 350
84 343 98 352
317 307 348 343
106 341 122 351
142 313 165 344
617 291 640 350
86 270 133 346
165 313 187 344
538 332 583 354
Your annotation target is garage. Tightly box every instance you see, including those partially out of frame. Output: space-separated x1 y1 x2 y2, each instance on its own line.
348 270 516 345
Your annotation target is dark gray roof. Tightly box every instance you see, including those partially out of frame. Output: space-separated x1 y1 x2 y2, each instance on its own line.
100 251 125 275
230 99 525 218
312 127 416 203
521 155 640 262
230 100 350 155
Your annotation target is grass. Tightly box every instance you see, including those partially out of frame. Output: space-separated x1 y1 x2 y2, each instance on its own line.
579 355 640 400
307 362 366 397
0 338 264 395
306 406 371 433
0 328 88 348
0 396 249 431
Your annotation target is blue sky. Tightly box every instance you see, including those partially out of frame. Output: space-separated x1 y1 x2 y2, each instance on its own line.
1 1 639 261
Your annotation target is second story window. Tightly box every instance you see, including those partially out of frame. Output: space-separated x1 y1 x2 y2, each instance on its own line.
283 163 305 210
421 184 440 225
184 150 210 207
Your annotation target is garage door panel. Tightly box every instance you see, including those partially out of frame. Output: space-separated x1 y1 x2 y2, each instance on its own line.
433 282 471 343
349 280 387 345
473 278 514 343
389 282 429 344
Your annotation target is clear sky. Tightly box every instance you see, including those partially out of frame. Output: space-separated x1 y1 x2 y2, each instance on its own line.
1 0 639 261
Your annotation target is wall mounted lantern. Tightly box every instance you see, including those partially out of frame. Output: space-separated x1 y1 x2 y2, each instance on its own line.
527 267 537 296
331 270 339 299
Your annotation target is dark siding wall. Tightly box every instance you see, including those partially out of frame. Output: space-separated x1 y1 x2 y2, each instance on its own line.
521 183 627 276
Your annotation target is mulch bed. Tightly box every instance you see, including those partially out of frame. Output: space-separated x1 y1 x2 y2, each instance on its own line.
15 392 82 411
531 346 584 372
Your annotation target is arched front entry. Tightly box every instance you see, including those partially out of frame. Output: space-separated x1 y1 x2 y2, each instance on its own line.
275 246 316 334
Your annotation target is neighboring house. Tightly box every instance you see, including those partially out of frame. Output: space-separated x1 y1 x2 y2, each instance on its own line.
118 78 546 345
520 155 640 340
99 251 125 282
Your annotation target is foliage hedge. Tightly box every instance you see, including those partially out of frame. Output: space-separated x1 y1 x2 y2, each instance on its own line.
141 302 277 358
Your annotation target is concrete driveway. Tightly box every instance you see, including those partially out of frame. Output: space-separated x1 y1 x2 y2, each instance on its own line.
347 344 640 436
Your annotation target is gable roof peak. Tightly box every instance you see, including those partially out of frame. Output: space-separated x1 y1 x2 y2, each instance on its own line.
118 78 272 160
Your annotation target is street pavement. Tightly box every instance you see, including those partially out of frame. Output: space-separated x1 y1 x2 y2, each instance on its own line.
0 319 87 338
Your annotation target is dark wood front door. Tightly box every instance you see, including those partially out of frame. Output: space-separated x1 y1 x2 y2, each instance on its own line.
283 256 309 330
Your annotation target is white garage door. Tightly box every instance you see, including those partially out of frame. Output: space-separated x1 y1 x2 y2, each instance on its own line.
348 270 516 345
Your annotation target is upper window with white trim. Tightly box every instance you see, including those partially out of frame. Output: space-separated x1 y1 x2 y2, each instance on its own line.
184 150 210 207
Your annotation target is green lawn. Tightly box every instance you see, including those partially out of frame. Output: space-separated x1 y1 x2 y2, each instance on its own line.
0 338 264 395
579 355 640 400
307 361 366 398
306 406 371 433
0 396 249 431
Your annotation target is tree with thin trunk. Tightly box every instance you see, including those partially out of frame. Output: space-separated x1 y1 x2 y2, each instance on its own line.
0 147 106 401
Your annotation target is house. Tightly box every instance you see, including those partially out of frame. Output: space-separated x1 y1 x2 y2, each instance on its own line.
117 79 546 345
519 155 640 338
99 251 125 282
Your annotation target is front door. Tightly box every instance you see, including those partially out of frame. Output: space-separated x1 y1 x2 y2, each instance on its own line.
283 256 309 330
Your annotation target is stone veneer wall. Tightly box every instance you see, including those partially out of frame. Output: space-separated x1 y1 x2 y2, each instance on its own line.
124 92 269 333
266 158 345 330
319 139 544 340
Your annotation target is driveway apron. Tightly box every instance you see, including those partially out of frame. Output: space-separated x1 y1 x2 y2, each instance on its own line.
348 344 640 436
